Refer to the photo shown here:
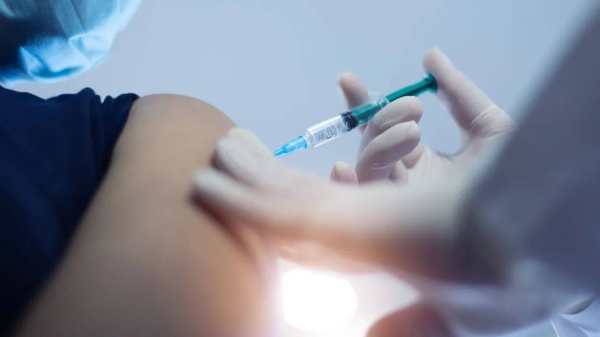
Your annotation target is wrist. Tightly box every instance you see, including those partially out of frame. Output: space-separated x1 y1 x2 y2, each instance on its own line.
450 201 513 285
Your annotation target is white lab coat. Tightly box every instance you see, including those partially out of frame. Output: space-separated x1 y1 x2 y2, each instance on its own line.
553 299 600 337
459 6 600 337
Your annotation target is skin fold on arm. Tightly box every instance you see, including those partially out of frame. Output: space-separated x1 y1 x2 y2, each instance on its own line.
14 95 279 337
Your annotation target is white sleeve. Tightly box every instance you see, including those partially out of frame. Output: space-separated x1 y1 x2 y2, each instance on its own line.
409 10 600 335
553 298 600 337
466 8 600 293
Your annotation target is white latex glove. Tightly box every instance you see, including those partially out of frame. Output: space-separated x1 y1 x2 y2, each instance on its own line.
193 48 575 335
332 49 593 337
195 126 467 279
192 50 506 275
332 47 515 185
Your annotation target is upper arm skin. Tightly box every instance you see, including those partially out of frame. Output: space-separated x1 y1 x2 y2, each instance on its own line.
15 95 279 337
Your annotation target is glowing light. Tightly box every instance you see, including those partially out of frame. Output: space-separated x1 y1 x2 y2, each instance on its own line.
282 268 358 332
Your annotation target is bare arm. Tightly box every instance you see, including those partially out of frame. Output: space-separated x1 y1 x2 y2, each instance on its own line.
15 95 278 337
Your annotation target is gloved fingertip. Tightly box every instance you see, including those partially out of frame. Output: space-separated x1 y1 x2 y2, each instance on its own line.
214 137 259 174
216 137 245 157
225 128 272 157
192 169 221 193
331 161 358 184
379 96 422 123
337 72 364 93
423 46 453 77
225 127 250 139
337 73 370 109
335 161 351 170
409 96 423 112
336 71 357 85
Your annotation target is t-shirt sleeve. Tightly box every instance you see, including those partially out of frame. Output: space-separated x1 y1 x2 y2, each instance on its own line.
47 88 139 174
89 91 139 170
0 86 138 334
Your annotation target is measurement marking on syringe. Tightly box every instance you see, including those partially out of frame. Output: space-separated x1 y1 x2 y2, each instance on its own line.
313 125 345 142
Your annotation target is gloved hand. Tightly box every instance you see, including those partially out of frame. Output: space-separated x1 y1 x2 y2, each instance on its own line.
196 47 515 275
193 48 573 335
282 47 516 272
332 48 515 185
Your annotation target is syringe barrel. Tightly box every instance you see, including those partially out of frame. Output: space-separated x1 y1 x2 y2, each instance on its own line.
304 112 356 148
299 74 437 150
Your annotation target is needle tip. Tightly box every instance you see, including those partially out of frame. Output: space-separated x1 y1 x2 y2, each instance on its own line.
273 136 308 157
273 147 288 157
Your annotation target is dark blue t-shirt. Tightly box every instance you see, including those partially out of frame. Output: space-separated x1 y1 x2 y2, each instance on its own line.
0 85 138 334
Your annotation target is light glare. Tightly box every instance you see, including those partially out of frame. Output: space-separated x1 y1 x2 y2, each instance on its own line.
282 268 358 332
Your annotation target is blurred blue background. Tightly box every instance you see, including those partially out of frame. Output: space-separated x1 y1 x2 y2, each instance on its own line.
15 1 596 336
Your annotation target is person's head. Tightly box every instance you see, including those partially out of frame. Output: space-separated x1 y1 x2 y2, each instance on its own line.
0 0 141 85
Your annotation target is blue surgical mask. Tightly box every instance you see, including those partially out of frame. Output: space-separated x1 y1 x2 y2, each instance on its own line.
0 0 142 85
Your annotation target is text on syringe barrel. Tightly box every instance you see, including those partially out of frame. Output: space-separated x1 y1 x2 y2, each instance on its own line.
304 113 356 148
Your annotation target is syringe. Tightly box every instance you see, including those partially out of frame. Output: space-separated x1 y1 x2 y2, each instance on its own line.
274 74 438 157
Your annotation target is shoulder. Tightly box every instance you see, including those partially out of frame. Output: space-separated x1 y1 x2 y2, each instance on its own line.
112 94 234 165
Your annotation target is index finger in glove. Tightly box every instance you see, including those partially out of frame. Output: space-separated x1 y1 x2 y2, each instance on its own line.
423 48 515 138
